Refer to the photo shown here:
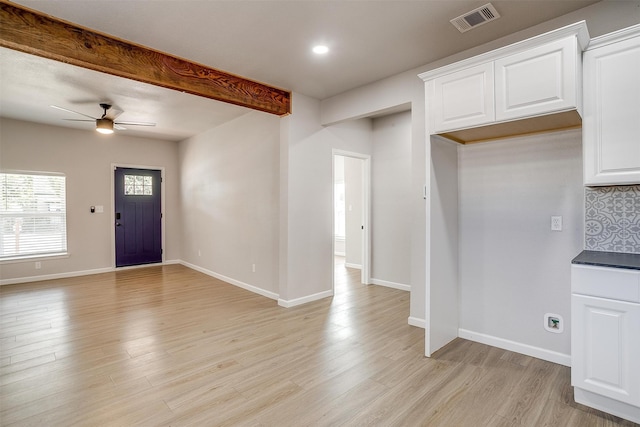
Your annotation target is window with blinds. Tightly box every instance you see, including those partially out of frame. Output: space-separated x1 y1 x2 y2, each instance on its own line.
0 172 67 260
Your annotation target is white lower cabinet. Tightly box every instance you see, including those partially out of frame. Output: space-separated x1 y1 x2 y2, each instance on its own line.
572 295 640 405
571 264 640 423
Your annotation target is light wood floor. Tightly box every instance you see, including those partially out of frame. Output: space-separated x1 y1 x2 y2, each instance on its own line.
0 261 637 426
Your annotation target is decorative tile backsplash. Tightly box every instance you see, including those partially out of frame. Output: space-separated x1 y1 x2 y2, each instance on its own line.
585 185 640 254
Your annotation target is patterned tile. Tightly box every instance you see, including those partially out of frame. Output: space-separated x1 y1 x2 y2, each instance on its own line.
585 185 640 254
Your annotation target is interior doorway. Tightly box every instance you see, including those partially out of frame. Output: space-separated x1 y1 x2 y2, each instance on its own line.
332 150 371 293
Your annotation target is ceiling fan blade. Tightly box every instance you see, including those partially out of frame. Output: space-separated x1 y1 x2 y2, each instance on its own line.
108 108 124 120
62 119 95 122
114 124 127 131
115 121 156 127
50 105 96 120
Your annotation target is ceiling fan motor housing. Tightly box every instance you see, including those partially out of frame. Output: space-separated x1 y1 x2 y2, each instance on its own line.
96 118 114 134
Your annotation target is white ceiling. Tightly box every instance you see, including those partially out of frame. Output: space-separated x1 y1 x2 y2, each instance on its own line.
1 0 600 141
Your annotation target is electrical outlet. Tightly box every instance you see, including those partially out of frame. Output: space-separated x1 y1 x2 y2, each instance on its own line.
198 250 201 257
551 216 562 231
35 261 41 270
252 264 256 273
544 313 563 333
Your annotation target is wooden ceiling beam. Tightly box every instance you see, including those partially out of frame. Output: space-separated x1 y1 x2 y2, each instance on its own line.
0 1 291 116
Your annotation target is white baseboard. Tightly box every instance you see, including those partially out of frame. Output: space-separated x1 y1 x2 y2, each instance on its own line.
0 266 114 286
345 262 362 270
408 317 426 328
458 328 571 367
278 290 333 308
179 261 279 301
574 388 640 424
370 278 410 292
0 260 183 286
182 261 335 308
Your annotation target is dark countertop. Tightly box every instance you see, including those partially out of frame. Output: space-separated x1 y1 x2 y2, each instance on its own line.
572 250 640 271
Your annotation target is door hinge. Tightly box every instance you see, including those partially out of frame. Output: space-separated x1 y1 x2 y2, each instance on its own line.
161 249 163 255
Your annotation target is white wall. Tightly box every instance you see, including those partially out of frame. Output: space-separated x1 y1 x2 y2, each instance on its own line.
3 0 636 354
279 92 372 305
322 83 425 323
344 156 363 268
319 0 638 340
458 130 584 358
370 111 412 288
179 111 280 297
0 117 180 283
427 136 459 353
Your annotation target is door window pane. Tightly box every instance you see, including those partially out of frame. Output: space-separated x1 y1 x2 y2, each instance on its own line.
124 174 152 196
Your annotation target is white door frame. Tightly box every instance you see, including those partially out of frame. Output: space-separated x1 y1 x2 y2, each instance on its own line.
332 149 371 286
110 163 166 268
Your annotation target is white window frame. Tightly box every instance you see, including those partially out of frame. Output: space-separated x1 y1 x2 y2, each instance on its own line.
0 171 68 262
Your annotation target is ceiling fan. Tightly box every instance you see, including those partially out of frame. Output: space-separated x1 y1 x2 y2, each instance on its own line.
50 103 156 134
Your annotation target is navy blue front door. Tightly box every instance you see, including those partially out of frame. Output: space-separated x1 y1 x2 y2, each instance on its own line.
114 167 162 267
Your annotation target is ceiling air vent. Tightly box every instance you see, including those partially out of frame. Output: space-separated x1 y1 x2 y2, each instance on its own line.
450 3 500 33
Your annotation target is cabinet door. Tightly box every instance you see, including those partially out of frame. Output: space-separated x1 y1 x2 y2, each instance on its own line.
495 37 578 121
583 35 640 185
431 63 494 133
571 294 640 406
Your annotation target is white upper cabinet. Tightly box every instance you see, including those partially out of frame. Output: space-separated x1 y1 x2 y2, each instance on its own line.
583 25 640 186
420 21 589 143
432 62 494 131
495 37 579 121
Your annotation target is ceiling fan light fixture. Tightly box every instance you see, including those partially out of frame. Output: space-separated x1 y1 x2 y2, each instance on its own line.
96 118 114 134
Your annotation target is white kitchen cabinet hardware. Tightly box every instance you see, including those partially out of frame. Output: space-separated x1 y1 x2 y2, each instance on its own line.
583 24 640 186
420 21 589 144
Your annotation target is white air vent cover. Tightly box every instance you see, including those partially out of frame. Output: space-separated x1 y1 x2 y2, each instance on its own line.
451 3 500 33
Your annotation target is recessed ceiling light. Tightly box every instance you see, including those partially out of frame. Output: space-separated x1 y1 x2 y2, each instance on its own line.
312 45 329 55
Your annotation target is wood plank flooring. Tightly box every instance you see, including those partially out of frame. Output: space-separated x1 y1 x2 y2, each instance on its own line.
0 260 636 426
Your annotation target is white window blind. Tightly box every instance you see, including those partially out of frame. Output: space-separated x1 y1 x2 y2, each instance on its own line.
0 172 67 260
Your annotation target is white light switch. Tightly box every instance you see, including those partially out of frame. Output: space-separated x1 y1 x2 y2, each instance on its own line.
95 205 104 213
